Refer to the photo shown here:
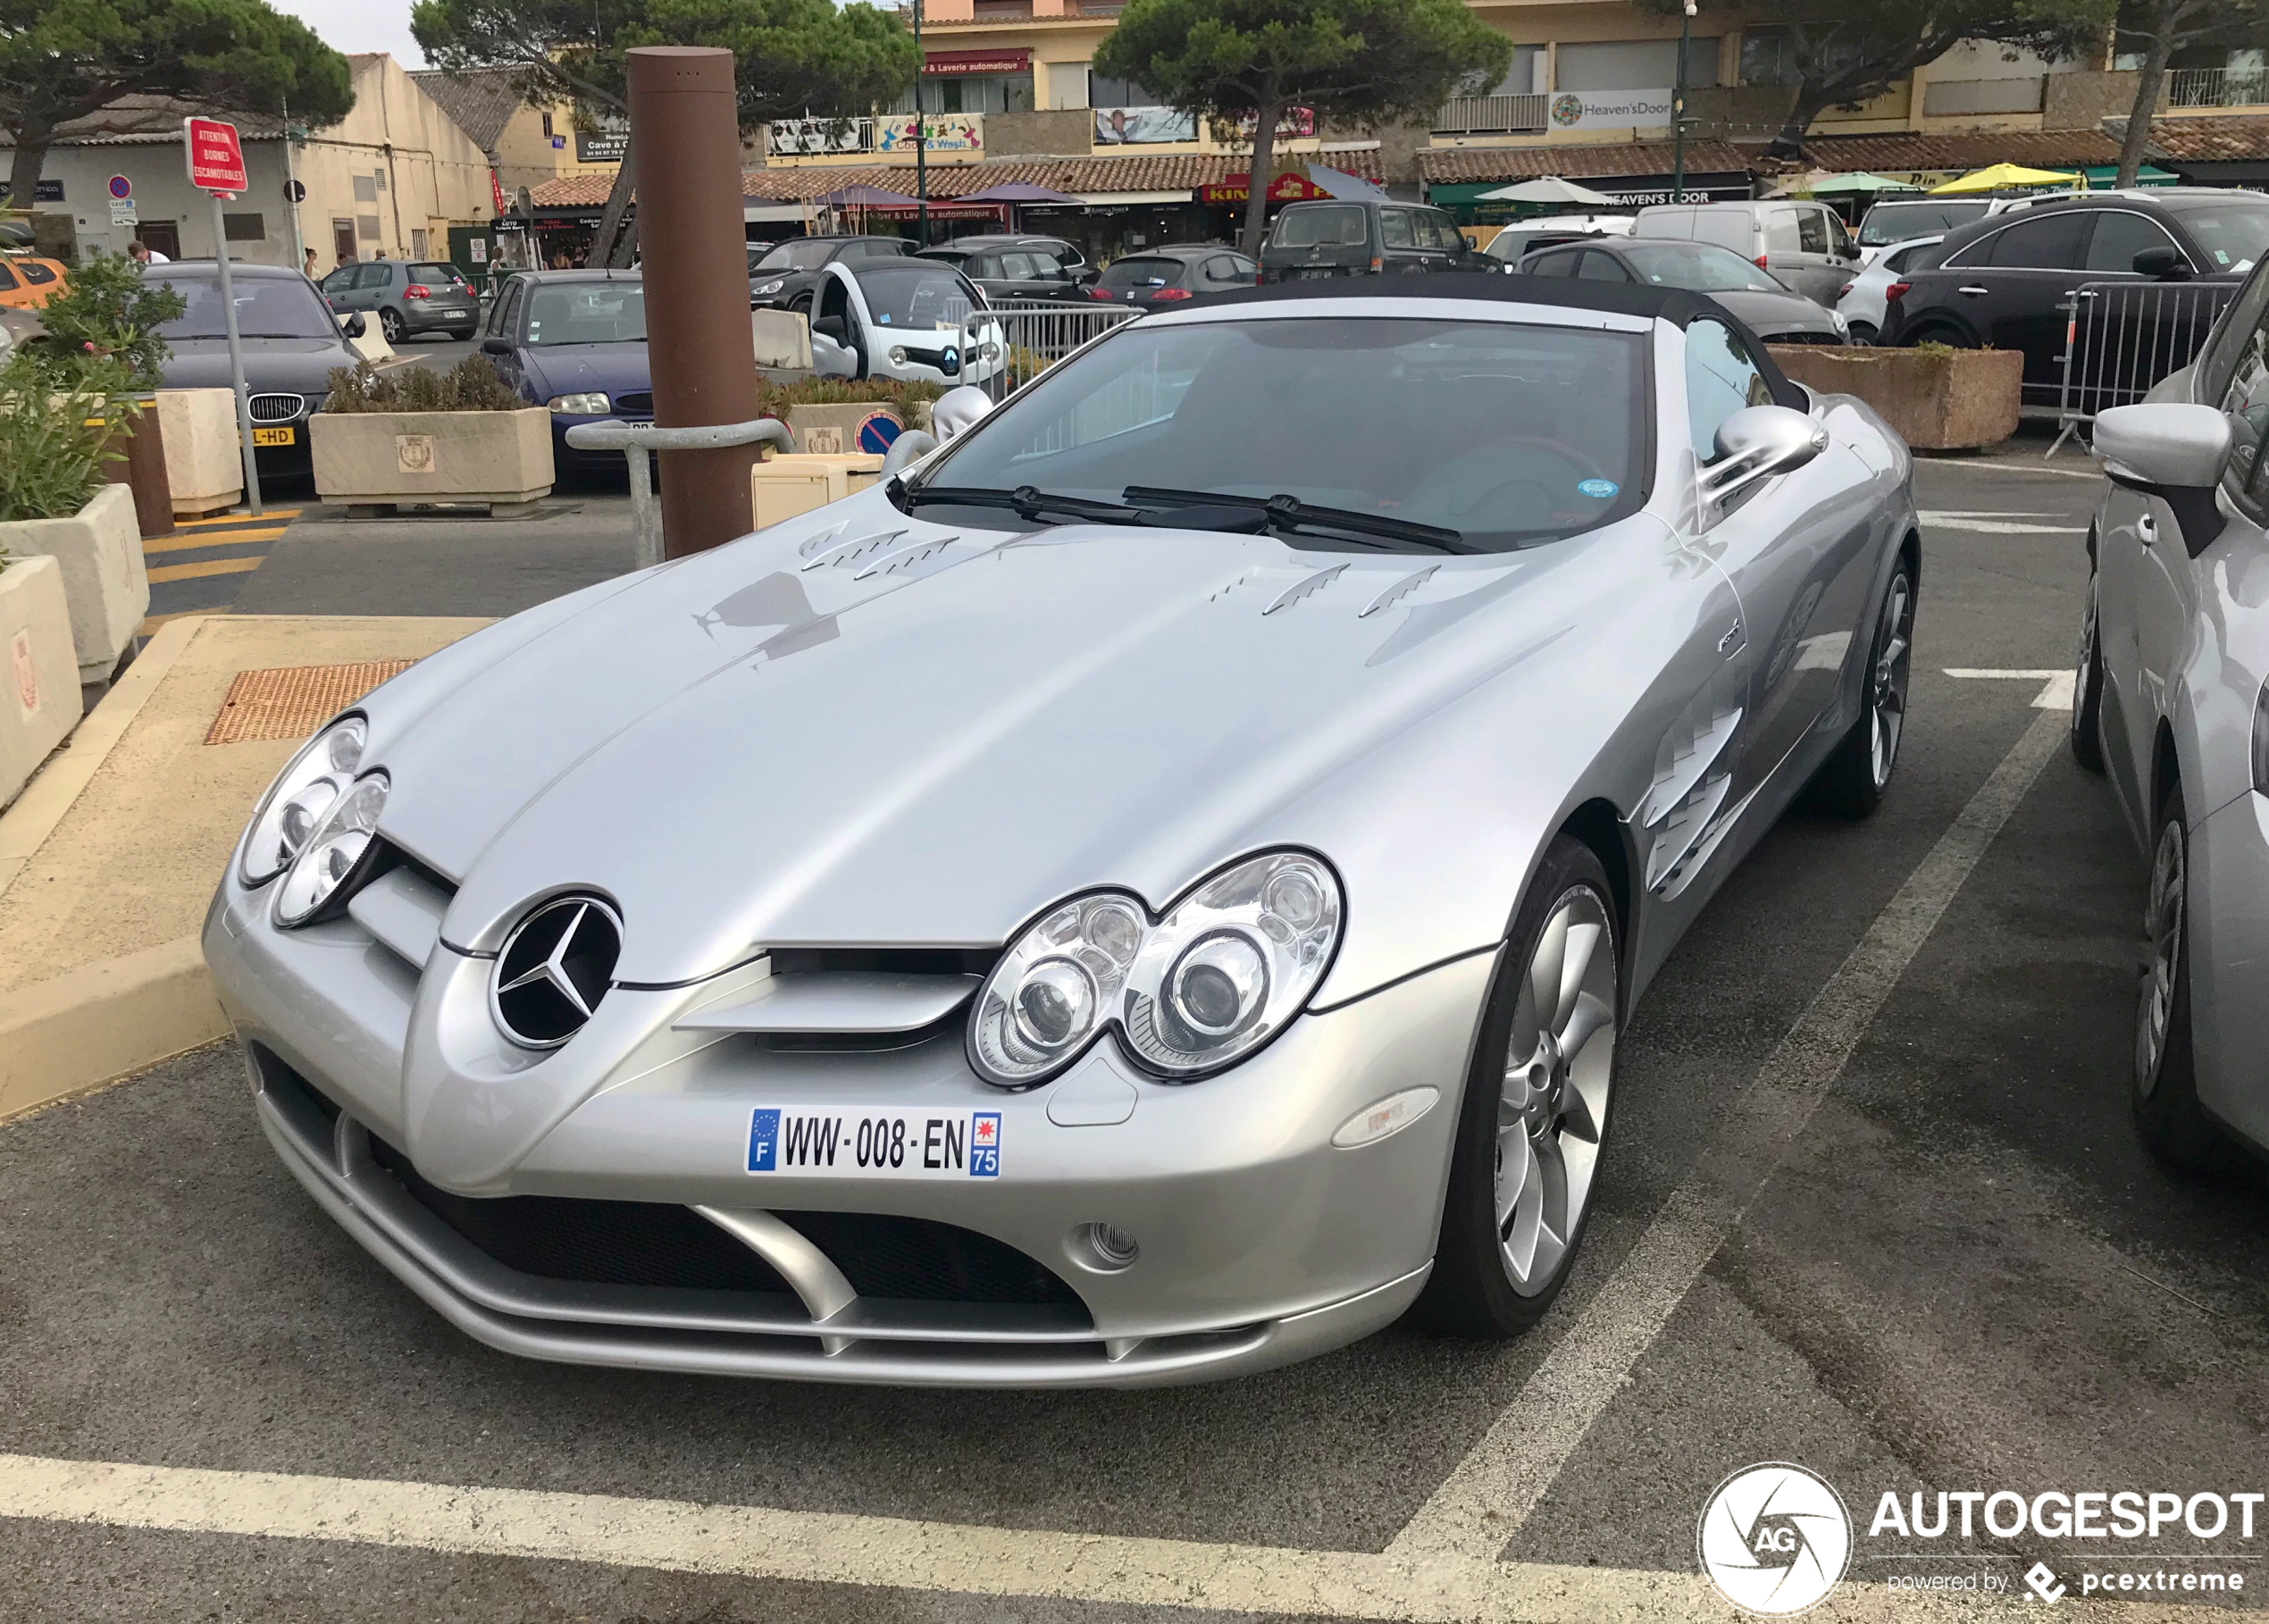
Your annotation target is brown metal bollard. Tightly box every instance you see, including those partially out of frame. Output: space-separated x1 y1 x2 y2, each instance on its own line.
102 395 176 538
626 46 763 558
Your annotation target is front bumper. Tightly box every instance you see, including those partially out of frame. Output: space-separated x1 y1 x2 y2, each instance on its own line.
204 870 1489 1386
2181 791 2269 1155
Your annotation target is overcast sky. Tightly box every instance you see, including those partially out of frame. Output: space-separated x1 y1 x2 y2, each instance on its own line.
274 0 428 67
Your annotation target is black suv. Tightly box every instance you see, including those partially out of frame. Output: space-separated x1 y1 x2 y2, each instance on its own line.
1259 199 1491 283
1883 190 2269 402
1091 244 1258 304
749 236 914 313
919 235 1093 303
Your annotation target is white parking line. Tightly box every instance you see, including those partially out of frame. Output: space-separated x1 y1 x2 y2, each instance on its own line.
0 1452 2216 1621
1386 707 2070 1565
1922 457 2104 481
1920 511 2089 535
1945 668 2077 709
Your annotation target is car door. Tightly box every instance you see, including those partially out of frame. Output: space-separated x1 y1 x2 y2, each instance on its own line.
1378 208 1425 274
484 277 531 397
1682 314 1882 821
1950 211 2093 395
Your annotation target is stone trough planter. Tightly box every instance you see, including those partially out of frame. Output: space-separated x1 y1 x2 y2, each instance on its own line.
311 407 555 516
0 482 149 691
1764 345 2023 452
0 556 81 810
155 389 244 517
785 401 911 456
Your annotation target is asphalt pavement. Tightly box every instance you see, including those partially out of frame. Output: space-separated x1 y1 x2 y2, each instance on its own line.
7 445 2265 1621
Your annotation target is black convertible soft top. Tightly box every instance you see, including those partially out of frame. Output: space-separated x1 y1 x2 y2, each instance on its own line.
1189 272 1809 410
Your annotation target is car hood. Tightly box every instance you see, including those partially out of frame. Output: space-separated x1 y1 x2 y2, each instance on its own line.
370 493 1641 991
521 342 650 399
161 338 356 394
1705 289 1839 332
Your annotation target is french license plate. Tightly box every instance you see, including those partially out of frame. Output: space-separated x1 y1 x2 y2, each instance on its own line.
1295 267 1340 280
251 426 296 447
747 1107 1001 1178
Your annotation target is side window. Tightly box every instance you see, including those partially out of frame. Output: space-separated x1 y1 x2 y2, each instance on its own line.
1824 209 1854 256
493 279 523 339
1577 250 1630 282
2217 300 2269 506
2085 210 2181 274
1379 209 1416 248
358 264 392 289
1982 213 2089 269
1423 212 1462 250
1796 207 1829 255
1884 243 1924 275
818 272 853 333
0 263 18 291
1686 318 1771 461
1764 209 1802 254
19 261 55 285
996 252 1034 279
1525 250 1578 278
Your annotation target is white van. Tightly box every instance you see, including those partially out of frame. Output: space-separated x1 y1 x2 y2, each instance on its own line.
1630 200 1861 305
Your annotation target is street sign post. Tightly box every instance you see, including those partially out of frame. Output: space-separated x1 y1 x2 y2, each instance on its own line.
184 117 263 515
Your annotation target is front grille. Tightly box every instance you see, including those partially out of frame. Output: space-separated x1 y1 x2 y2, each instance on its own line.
778 1211 1084 1306
613 391 653 413
248 394 305 423
368 1134 796 1294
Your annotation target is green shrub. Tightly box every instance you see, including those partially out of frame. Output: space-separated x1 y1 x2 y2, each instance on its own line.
0 352 132 539
21 253 185 391
753 375 945 416
321 356 527 414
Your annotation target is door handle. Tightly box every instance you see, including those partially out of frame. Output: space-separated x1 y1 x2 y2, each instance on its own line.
2139 514 2158 546
1719 621 1744 654
1956 285 1989 297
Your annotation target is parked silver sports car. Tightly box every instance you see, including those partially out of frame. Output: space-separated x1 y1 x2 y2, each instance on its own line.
205 279 1919 1386
2075 259 2269 1172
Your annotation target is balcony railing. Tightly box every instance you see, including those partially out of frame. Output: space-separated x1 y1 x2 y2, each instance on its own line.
1920 75 2045 117
1434 92 1548 135
2167 66 2269 108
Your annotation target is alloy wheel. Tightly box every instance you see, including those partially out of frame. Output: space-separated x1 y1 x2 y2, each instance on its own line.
1869 573 1913 789
2137 817 2185 1096
1496 886 1618 1295
381 309 403 343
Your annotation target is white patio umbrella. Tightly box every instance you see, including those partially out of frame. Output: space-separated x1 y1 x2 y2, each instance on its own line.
1476 176 1620 207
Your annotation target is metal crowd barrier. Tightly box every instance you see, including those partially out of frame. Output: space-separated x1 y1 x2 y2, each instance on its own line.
563 416 795 567
967 303 1143 402
2048 280 2237 457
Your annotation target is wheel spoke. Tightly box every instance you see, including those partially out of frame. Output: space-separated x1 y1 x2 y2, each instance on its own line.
1560 992 1613 1064
1552 920 1603 1034
1495 1126 1530 1231
1528 908 1570 1031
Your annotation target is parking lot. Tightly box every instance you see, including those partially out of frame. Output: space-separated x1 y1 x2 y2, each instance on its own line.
2 446 2265 1621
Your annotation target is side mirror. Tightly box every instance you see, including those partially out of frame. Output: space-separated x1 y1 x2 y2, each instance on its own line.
342 311 367 339
811 314 848 342
1700 405 1827 506
931 384 994 442
480 334 510 356
2133 244 2191 281
2094 402 2231 555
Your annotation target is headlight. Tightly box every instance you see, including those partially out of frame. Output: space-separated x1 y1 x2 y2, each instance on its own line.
890 346 908 365
755 279 785 296
967 850 1342 1087
546 392 609 414
273 774 389 927
239 716 366 887
2252 679 2269 793
980 341 1001 361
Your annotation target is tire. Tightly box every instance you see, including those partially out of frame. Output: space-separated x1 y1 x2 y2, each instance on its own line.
1414 835 1620 1336
1808 561 1914 817
379 307 404 344
2072 568 2106 772
2132 789 2242 1175
1846 322 1878 346
790 294 813 319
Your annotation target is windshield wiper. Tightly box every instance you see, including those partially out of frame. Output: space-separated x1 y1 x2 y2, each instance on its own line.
892 483 1148 525
1122 487 1479 554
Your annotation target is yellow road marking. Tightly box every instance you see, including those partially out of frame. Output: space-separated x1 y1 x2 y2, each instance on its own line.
146 557 267 584
144 531 285 554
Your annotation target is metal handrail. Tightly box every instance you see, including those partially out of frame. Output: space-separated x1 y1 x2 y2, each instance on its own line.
565 416 795 566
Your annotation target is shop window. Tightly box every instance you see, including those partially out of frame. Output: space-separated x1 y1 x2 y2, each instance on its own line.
353 174 378 202
932 73 1033 114
222 213 264 241
357 214 381 241
1556 38 1718 91
1089 74 1157 109
1048 62 1090 110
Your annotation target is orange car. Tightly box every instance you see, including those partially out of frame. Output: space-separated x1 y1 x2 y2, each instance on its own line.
0 255 68 309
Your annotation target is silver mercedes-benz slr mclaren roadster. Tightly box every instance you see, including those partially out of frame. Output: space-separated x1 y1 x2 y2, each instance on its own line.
205 280 1919 1387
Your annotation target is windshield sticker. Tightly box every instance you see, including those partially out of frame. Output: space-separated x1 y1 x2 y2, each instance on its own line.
1578 479 1619 499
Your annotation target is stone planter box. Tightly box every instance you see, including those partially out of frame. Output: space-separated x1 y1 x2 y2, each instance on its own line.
0 483 149 685
751 453 885 529
753 309 812 371
311 407 555 512
1765 345 2023 451
786 401 910 456
155 389 243 516
0 556 81 810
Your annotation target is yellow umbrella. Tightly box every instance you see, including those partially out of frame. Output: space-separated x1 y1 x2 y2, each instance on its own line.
1930 163 2081 194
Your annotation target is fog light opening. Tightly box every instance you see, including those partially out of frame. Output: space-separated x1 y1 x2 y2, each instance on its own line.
1071 1221 1140 1273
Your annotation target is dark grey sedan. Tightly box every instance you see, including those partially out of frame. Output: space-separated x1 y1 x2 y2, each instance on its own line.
1513 239 1849 344
319 258 480 344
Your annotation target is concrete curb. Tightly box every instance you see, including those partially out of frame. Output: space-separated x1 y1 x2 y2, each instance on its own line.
0 935 228 1122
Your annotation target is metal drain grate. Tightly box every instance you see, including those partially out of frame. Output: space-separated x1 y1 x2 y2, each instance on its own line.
205 660 415 746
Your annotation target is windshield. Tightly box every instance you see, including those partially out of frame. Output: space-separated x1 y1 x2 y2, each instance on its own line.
1098 256 1186 291
757 240 839 272
1619 242 1786 292
855 264 981 327
1858 200 1986 246
918 316 1648 551
150 274 339 340
1271 205 1368 248
523 281 645 345
2166 199 2269 274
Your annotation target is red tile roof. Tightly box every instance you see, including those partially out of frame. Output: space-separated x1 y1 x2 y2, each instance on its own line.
2133 114 2269 162
1418 141 1755 183
1796 130 2122 172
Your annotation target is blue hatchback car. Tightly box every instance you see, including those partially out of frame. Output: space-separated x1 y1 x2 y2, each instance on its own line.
479 270 652 470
